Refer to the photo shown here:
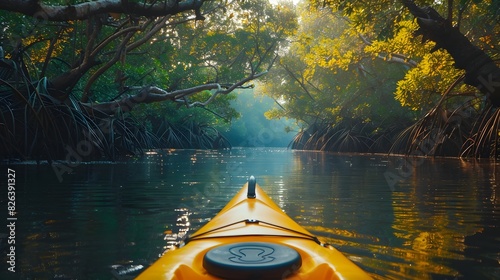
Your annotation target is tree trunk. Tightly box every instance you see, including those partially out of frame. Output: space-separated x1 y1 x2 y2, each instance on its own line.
402 0 500 106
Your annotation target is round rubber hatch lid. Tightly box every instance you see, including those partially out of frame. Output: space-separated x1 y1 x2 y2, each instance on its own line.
203 242 302 279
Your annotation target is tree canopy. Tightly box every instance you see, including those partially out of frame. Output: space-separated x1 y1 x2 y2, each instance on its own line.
259 0 500 157
0 0 298 159
1 0 499 159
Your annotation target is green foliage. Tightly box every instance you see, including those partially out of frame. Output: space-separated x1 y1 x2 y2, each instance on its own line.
394 50 466 111
0 0 299 158
259 0 499 155
260 5 412 146
0 58 161 160
2 0 498 156
309 0 498 111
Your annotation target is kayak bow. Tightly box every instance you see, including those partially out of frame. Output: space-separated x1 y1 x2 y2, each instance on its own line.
136 176 372 279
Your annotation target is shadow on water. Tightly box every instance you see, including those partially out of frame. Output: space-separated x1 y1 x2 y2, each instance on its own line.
0 148 499 279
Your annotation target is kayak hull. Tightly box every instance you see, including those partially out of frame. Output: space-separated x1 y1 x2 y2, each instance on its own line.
136 179 372 279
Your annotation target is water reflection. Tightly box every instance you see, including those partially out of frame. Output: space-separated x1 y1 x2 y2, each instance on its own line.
386 159 499 279
162 208 190 255
0 148 498 279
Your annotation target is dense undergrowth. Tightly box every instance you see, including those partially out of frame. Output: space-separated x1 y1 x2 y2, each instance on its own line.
290 100 500 159
0 57 230 161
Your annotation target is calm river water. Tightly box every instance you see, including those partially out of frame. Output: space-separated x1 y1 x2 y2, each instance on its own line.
0 148 499 279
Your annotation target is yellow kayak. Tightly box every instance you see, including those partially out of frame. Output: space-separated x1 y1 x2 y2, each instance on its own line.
136 177 372 279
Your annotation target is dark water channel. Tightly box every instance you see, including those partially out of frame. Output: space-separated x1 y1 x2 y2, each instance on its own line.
0 148 499 279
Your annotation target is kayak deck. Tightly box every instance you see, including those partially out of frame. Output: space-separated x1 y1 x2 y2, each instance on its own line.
136 177 372 279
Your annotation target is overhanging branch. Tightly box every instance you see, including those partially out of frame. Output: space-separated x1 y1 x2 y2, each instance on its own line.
82 70 268 115
0 0 208 21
